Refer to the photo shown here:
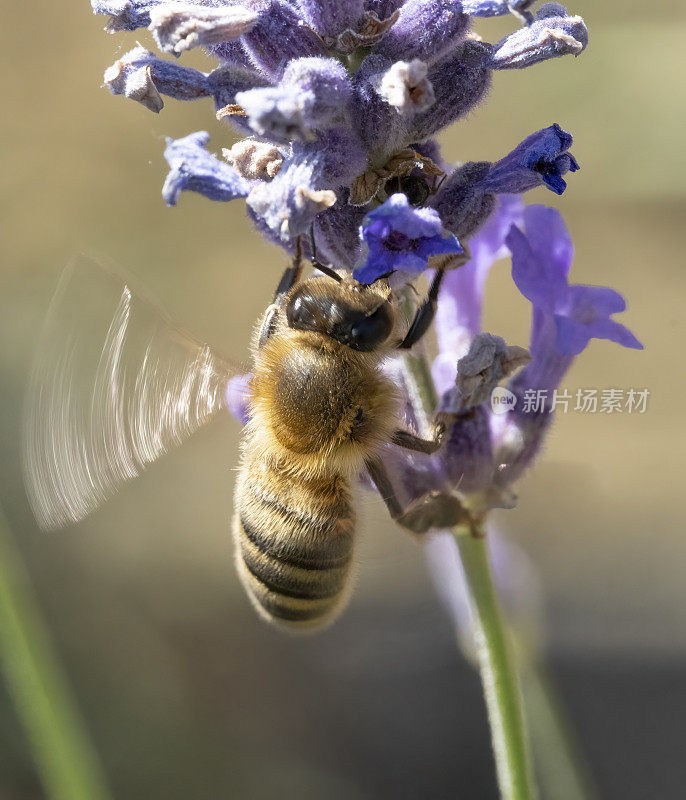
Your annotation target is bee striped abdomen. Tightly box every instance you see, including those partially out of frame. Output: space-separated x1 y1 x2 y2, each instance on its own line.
234 461 355 628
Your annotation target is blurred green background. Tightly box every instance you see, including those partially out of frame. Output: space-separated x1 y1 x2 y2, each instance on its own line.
1 1 685 798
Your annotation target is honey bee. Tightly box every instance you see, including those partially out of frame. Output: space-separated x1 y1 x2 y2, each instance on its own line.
23 242 461 631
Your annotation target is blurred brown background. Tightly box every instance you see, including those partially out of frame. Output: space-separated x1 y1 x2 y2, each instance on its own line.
1 1 685 798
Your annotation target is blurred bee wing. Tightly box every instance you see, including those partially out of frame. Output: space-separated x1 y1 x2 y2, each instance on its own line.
23 253 244 530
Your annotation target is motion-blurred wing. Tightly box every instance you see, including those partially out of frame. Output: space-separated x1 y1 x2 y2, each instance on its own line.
23 254 242 529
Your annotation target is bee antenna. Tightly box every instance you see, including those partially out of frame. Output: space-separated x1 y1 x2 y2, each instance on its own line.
308 224 342 283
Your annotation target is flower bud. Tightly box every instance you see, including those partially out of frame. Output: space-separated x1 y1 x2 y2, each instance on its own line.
375 0 469 64
149 4 261 56
488 4 588 70
410 40 492 140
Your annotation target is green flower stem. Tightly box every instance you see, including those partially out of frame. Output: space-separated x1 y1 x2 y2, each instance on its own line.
402 347 534 800
0 503 112 800
453 525 536 800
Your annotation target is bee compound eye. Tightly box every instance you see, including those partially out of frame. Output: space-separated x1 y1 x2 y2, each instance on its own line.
348 302 393 351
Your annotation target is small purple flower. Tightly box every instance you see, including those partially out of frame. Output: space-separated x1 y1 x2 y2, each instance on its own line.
163 131 251 206
494 206 642 485
354 194 463 284
432 194 524 394
507 205 643 356
482 124 580 196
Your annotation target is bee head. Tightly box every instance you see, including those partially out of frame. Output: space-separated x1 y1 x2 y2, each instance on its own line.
285 276 394 352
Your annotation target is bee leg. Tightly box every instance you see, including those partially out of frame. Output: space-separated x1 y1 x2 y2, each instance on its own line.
365 458 465 534
390 416 447 455
398 265 447 350
308 224 343 283
258 239 305 349
272 236 304 301
398 248 470 349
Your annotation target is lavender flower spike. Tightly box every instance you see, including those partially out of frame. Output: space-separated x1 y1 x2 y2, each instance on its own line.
163 132 251 206
507 205 643 356
489 3 588 70
354 194 462 284
482 124 580 196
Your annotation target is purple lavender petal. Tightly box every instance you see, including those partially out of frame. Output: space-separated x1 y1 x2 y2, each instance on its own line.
560 284 626 317
508 206 642 356
482 124 580 196
375 0 469 64
555 294 643 355
497 207 642 483
432 195 524 394
354 194 462 284
519 202 574 277
162 131 252 206
506 216 570 313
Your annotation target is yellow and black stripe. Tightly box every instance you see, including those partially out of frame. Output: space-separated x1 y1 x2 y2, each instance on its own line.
234 462 355 628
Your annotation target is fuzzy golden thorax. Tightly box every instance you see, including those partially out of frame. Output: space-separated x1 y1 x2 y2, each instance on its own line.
247 275 401 477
